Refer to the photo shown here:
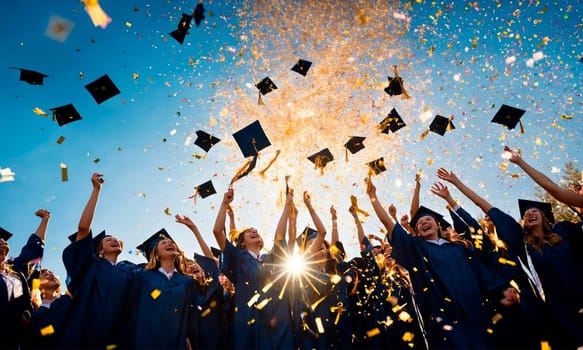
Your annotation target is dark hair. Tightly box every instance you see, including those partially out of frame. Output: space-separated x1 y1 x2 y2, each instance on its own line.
522 210 562 252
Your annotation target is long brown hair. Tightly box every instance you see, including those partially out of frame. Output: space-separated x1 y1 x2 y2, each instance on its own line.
522 213 562 252
144 242 186 274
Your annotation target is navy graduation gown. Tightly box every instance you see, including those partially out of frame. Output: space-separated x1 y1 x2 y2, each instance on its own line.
125 269 195 350
59 232 141 349
389 224 510 349
9 234 44 276
0 269 32 350
21 294 72 349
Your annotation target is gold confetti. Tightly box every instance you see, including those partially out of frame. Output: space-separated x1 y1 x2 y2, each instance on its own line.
164 208 171 216
247 293 260 307
315 317 325 334
255 297 272 310
40 325 55 336
60 163 68 182
201 308 211 317
33 107 49 116
105 345 118 350
56 136 65 144
150 289 161 299
402 331 415 342
367 328 380 337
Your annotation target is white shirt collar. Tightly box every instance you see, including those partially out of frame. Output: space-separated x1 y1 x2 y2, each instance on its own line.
158 267 177 280
247 250 261 261
426 238 450 246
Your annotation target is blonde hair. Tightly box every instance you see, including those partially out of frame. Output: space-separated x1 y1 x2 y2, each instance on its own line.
144 241 186 274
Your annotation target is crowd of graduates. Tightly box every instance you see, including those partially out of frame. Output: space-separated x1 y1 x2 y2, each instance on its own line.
1 146 582 350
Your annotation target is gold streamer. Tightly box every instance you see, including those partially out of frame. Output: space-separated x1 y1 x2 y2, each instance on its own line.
259 150 281 176
350 195 369 217
393 65 411 99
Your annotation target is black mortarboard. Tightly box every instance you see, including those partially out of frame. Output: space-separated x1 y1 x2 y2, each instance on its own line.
10 67 49 85
518 199 554 224
169 13 192 44
194 130 221 152
296 226 318 251
410 206 451 232
491 104 526 131
367 157 387 175
308 148 334 169
195 180 216 199
67 232 77 243
193 2 205 26
291 59 312 76
50 104 82 127
449 210 470 235
256 77 277 95
84 74 121 105
0 227 13 241
92 230 111 254
344 136 366 154
429 115 455 136
384 76 404 96
233 120 271 158
379 108 406 134
193 253 217 278
136 228 174 259
211 247 222 258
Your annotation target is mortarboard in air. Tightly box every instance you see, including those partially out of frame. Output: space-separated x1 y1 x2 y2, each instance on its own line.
92 230 111 254
256 77 278 95
169 13 192 44
384 65 410 99
344 136 366 154
85 74 121 104
10 67 49 85
233 120 271 158
491 104 526 133
291 59 312 76
194 130 221 152
44 15 75 43
308 148 334 173
0 227 13 241
367 157 386 175
195 180 216 199
410 206 451 232
193 1 205 26
518 199 554 224
297 226 318 251
136 228 174 259
379 108 406 134
429 115 455 136
50 104 82 126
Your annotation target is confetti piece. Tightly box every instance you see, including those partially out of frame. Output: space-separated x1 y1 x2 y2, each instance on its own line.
105 345 118 350
40 325 55 336
60 163 68 182
150 289 161 299
0 167 16 183
367 328 381 337
56 136 65 144
164 208 171 216
82 0 112 29
33 107 49 117
247 293 260 307
315 317 325 334
402 331 415 342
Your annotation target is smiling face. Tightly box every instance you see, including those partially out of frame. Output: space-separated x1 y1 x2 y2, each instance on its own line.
414 216 440 241
522 208 543 229
242 228 264 251
98 236 123 256
39 269 61 291
0 239 9 265
157 238 178 260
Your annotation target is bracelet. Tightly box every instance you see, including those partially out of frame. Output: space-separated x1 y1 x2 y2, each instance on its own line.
332 220 338 224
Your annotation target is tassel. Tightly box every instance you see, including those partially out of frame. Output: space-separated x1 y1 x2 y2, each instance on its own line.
315 157 325 175
188 188 199 205
230 156 258 187
259 150 280 176
350 195 370 217
345 147 348 162
419 129 430 140
519 120 525 134
393 65 411 100
446 116 454 131
251 138 260 158
82 0 112 29
257 92 264 106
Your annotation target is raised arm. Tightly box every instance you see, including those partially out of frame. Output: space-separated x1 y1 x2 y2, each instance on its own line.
33 209 51 241
212 188 234 251
430 182 458 209
365 177 396 238
77 173 104 241
175 214 215 261
330 205 339 244
348 204 365 246
275 189 294 241
287 200 298 252
303 191 326 256
437 168 493 214
410 172 421 218
226 205 237 232
505 146 583 208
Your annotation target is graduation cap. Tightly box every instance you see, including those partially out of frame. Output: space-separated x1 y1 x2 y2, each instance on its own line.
233 120 271 158
308 148 334 174
210 247 222 258
193 253 217 278
169 13 192 44
136 228 174 259
518 199 554 224
379 108 406 134
193 1 205 26
410 206 451 232
291 59 312 76
84 74 120 105
255 77 277 105
429 115 455 136
44 15 75 43
491 104 526 133
195 180 216 199
449 210 470 235
50 104 82 127
296 226 318 251
92 230 111 254
10 67 49 85
194 130 221 152
344 136 366 154
367 157 386 175
0 227 13 241
384 65 410 98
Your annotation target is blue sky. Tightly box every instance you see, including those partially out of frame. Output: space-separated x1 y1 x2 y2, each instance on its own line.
1 0 581 282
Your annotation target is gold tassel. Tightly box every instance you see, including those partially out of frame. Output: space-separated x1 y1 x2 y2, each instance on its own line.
345 147 348 162
251 138 260 158
419 129 430 140
315 157 325 175
519 120 525 134
393 65 411 100
257 92 264 106
446 116 454 131
259 150 280 176
188 187 199 205
230 157 257 187
350 195 369 217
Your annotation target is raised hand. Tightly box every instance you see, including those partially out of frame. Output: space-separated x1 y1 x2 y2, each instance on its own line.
388 204 397 219
330 205 337 220
91 173 104 189
503 146 522 164
365 176 376 196
222 188 234 205
436 168 459 184
430 182 451 199
35 209 51 219
175 214 195 228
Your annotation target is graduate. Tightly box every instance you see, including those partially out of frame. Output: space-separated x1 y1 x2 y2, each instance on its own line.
364 176 520 349
125 228 195 349
436 167 583 349
59 173 141 349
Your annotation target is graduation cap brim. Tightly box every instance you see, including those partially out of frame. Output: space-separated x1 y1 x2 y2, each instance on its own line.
367 157 387 175
429 115 455 136
233 120 272 158
449 210 470 235
50 104 82 127
255 77 278 95
193 253 217 277
491 104 526 130
210 247 222 258
0 227 13 241
194 130 221 152
136 228 174 259
380 108 406 134
307 148 334 167
296 226 318 250
410 206 450 231
84 74 121 105
518 199 554 224
344 136 366 154
193 3 205 26
92 230 110 254
169 13 192 44
384 76 403 96
291 59 312 76
195 180 216 199
10 67 49 85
